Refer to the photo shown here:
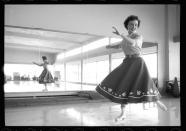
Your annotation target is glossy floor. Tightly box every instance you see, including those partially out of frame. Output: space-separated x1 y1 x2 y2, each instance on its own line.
5 97 180 126
4 81 95 92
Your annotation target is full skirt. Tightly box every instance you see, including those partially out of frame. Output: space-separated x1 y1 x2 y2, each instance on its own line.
96 56 161 104
38 69 54 84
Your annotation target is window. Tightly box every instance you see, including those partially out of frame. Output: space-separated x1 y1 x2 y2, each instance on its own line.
53 64 64 81
111 58 123 71
4 64 44 81
141 53 157 78
66 61 81 82
111 52 157 78
111 52 125 71
4 64 53 92
83 62 97 84
96 60 109 83
83 55 109 84
4 63 56 92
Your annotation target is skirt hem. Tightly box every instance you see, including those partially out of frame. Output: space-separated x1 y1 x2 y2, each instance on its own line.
96 85 161 104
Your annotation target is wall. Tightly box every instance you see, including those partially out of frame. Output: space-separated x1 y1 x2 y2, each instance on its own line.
168 5 180 81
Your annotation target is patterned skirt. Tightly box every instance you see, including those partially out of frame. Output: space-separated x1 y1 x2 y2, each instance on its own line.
96 56 161 104
38 69 54 84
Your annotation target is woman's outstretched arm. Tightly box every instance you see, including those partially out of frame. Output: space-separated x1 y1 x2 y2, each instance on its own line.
32 62 43 66
105 26 123 49
106 44 121 49
112 26 143 47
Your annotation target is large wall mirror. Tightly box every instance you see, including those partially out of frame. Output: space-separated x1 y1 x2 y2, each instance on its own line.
4 25 158 97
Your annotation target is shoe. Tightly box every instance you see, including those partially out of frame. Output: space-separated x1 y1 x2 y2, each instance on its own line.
114 115 126 122
157 101 168 111
42 89 48 92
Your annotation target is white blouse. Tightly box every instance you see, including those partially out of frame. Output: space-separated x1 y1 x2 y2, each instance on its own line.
120 33 143 55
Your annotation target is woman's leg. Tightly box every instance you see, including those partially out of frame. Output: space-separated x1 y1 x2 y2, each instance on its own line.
43 83 48 91
143 102 148 110
115 104 127 121
156 100 168 111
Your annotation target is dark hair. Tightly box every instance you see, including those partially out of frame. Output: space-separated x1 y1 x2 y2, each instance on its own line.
124 15 141 29
42 56 47 61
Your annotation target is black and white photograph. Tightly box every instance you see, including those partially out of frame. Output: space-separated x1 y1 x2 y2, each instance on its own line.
3 4 180 128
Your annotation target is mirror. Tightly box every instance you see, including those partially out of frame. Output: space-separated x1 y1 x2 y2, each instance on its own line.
4 26 158 95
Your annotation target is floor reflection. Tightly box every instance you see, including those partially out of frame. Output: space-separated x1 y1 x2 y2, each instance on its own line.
4 81 96 92
5 97 180 126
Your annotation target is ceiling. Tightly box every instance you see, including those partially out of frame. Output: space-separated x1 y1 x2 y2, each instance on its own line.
5 5 147 54
5 25 105 53
4 5 163 54
5 5 127 54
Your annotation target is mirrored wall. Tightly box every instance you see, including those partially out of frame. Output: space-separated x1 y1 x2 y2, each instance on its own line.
4 25 158 94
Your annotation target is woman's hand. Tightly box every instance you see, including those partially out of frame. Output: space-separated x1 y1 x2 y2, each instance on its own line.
112 26 120 36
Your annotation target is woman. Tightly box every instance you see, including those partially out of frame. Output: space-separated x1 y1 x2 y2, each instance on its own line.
96 15 167 121
33 56 54 91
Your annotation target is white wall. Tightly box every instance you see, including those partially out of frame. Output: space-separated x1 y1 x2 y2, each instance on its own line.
168 5 180 81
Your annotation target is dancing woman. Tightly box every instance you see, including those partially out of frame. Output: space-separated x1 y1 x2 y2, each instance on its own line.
96 15 167 121
33 56 54 91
